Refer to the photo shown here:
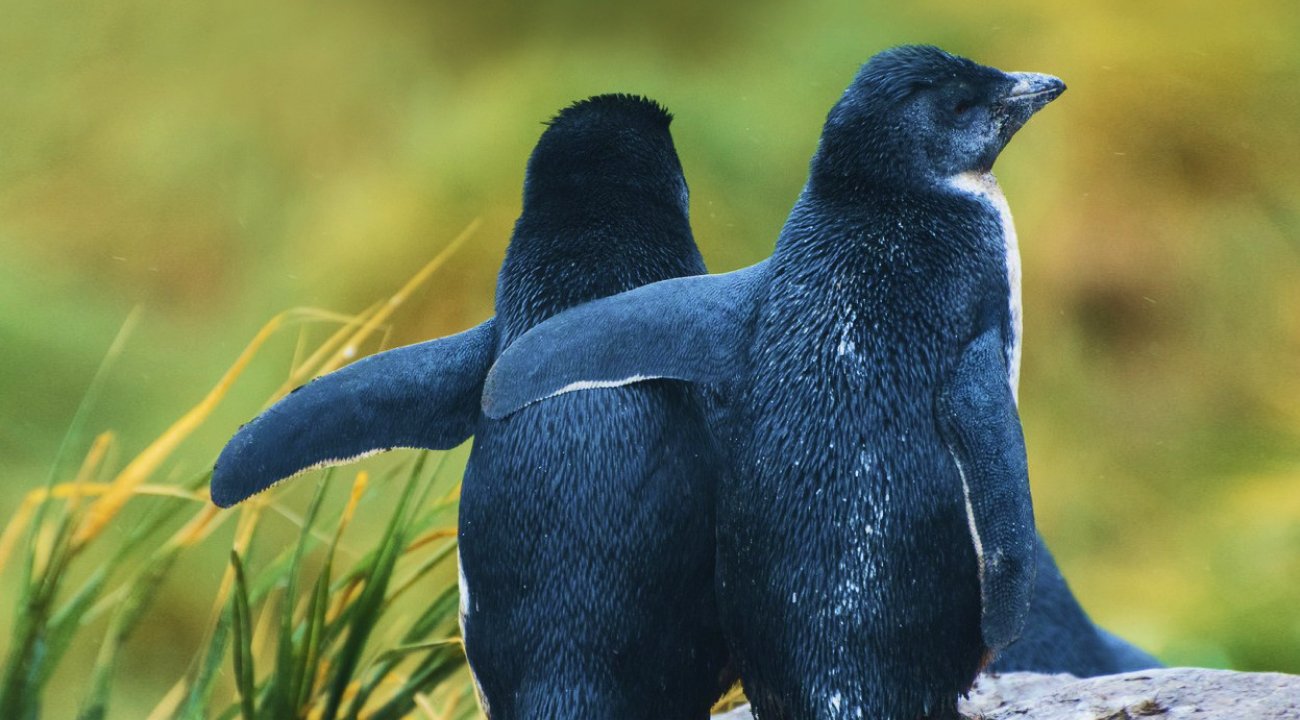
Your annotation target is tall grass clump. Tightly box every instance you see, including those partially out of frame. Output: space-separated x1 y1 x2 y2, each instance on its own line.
0 229 485 719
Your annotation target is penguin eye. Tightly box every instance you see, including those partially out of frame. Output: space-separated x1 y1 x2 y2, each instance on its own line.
953 99 974 116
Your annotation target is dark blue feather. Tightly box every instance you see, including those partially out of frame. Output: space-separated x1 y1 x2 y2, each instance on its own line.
482 263 767 419
210 320 496 507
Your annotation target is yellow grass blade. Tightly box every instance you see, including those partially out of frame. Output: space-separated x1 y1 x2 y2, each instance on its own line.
432 688 464 720
341 471 369 533
0 481 213 575
143 679 187 720
403 528 457 555
12 482 203 505
412 692 439 720
318 219 480 377
201 499 268 645
72 310 297 547
250 588 279 666
273 302 383 400
64 432 114 518
327 579 362 625
71 223 476 549
711 681 748 713
0 433 112 575
31 523 58 579
171 504 227 548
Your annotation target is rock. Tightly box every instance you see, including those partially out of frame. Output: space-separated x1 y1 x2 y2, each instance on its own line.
713 668 1300 719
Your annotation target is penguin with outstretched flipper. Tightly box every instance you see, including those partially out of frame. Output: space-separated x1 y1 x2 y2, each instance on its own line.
213 94 731 720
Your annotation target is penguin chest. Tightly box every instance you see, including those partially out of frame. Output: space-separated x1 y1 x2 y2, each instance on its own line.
947 171 1023 395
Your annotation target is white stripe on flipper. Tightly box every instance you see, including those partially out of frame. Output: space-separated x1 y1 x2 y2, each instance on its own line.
216 447 391 504
951 451 986 584
297 448 388 475
946 171 1023 400
548 375 657 398
488 374 662 418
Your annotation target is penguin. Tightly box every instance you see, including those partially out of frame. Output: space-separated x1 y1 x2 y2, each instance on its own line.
992 535 1162 677
482 46 1064 719
211 94 730 719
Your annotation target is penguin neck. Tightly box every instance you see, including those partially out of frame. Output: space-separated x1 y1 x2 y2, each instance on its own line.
495 207 704 348
771 178 957 270
804 160 930 207
944 170 1022 398
770 172 1020 384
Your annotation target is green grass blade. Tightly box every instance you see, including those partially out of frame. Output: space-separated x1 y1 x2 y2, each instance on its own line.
364 644 467 720
0 310 143 715
343 465 458 718
38 490 203 691
176 477 340 720
294 549 334 711
269 475 330 718
347 586 463 716
323 463 426 720
22 308 141 589
76 535 193 720
391 583 463 656
229 551 257 720
0 550 61 718
385 536 457 608
174 608 233 720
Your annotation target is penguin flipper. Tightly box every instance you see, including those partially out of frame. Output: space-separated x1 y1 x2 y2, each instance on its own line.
210 319 497 507
482 262 767 419
938 327 1037 652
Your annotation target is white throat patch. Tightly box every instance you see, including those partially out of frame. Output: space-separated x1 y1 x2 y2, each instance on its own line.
946 171 1023 398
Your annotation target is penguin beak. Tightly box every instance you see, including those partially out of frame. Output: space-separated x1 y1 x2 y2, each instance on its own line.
993 72 1065 147
1002 72 1066 113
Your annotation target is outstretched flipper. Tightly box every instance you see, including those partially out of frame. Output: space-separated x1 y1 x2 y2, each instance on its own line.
211 319 497 507
937 327 1037 652
481 263 769 419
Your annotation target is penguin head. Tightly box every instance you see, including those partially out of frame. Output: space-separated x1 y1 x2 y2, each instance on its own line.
497 94 703 340
522 93 689 218
813 45 1065 189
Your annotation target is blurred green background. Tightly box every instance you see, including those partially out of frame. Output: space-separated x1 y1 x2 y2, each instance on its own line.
3 0 1299 714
